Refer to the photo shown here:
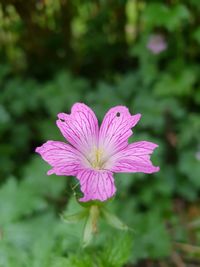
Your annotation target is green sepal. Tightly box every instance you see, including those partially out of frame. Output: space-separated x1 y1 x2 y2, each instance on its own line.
101 208 129 231
61 210 88 224
77 199 105 208
82 213 93 247
76 195 115 208
82 205 100 247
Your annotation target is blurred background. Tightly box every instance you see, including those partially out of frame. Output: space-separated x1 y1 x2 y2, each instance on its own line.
0 0 200 266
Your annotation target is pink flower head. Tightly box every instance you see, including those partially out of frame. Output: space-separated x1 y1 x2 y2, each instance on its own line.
36 103 159 202
147 34 167 54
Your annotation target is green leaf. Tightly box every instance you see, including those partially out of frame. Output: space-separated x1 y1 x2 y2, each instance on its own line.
154 68 196 97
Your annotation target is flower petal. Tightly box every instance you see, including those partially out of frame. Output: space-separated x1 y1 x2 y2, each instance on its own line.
35 141 83 176
99 106 141 157
56 103 99 155
110 141 160 173
77 169 116 202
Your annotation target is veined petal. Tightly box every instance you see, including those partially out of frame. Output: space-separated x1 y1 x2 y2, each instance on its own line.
77 169 116 202
35 141 83 176
99 106 141 158
56 103 99 155
110 141 160 174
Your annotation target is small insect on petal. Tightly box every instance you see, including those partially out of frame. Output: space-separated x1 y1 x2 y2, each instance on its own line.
116 112 120 117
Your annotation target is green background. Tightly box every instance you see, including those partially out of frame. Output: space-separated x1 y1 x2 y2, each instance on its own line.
0 0 200 266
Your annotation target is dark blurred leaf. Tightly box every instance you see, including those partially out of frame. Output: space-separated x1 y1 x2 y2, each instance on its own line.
143 3 190 31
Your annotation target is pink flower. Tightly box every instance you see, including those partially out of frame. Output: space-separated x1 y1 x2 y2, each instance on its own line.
36 103 159 202
147 34 167 54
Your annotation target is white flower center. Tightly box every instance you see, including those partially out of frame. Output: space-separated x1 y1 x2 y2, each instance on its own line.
83 146 113 170
83 146 107 170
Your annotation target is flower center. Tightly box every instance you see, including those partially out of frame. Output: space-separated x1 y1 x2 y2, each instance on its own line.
91 148 104 169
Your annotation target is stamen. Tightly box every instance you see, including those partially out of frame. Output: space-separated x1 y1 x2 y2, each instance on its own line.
91 148 104 169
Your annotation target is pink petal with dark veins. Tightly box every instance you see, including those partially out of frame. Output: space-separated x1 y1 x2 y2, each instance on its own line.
77 169 116 202
110 141 160 173
56 103 99 155
99 106 141 159
35 141 84 176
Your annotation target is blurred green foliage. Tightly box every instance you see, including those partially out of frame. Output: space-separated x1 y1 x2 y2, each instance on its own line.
0 0 200 266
